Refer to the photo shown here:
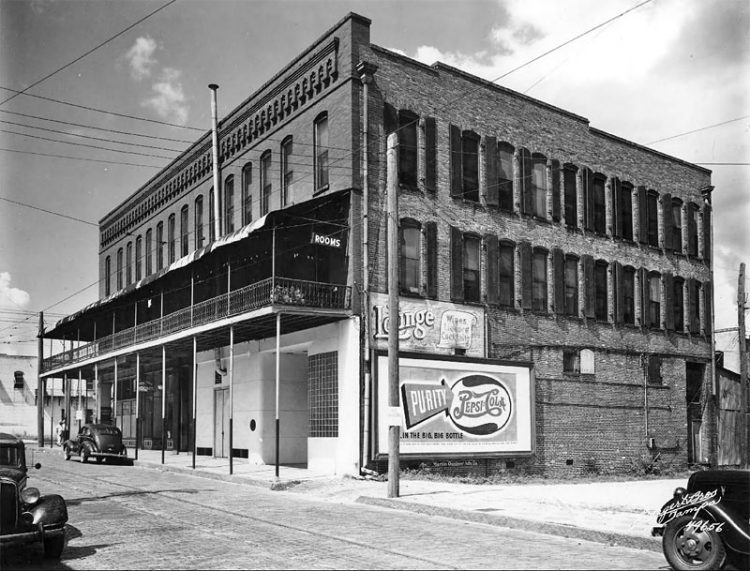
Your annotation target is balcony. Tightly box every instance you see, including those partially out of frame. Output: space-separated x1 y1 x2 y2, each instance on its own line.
41 277 350 373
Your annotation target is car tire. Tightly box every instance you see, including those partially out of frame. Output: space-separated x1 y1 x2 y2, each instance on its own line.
81 445 90 463
663 515 727 571
43 533 65 559
63 446 71 461
96 456 103 464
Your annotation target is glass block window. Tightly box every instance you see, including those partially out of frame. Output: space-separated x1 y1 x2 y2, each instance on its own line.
309 352 338 437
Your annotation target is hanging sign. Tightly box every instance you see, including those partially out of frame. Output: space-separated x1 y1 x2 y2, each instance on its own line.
311 232 342 248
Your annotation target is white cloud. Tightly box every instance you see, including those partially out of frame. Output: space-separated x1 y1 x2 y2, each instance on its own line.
142 67 189 125
0 272 30 309
124 36 158 81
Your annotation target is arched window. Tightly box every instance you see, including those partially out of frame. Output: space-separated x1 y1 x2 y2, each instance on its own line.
260 151 272 215
208 188 215 241
135 235 142 281
224 175 234 233
145 229 153 275
116 248 123 290
314 113 329 192
104 256 111 296
194 196 204 248
242 163 252 225
156 221 164 270
180 205 189 256
281 137 293 207
400 220 421 294
168 214 176 264
126 242 133 285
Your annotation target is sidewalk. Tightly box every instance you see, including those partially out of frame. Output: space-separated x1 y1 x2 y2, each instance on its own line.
31 443 677 552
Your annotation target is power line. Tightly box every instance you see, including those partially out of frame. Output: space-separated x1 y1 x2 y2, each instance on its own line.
0 109 195 143
647 115 750 145
0 147 163 169
0 0 178 107
0 197 99 227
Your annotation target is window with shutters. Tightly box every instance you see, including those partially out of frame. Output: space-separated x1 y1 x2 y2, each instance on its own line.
594 260 608 321
424 117 437 193
145 229 153 275
673 276 685 331
224 175 235 233
690 279 701 332
563 350 580 374
647 271 661 328
242 163 253 225
671 198 683 252
135 235 142 281
692 204 703 258
498 143 514 212
116 247 123 290
126 241 133 285
180 205 189 256
463 235 481 302
424 221 438 298
499 241 514 307
646 190 659 247
156 221 164 270
105 256 111 296
400 220 421 295
615 179 633 241
194 196 204 248
281 137 293 207
531 153 547 219
591 173 606 234
398 111 418 188
532 248 548 312
261 151 272 216
168 214 176 264
622 265 635 325
564 255 578 317
563 164 578 229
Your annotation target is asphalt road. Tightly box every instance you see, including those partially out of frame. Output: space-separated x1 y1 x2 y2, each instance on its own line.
3 451 667 570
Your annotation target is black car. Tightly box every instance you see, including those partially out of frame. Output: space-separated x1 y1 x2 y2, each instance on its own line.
64 423 127 463
0 433 68 559
653 469 750 570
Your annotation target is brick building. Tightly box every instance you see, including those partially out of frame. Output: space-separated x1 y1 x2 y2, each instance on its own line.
39 13 715 477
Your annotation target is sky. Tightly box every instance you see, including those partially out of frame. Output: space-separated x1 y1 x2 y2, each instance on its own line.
0 0 748 368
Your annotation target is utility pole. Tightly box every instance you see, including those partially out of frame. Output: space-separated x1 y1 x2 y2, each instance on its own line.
738 263 748 468
37 312 44 447
386 132 400 498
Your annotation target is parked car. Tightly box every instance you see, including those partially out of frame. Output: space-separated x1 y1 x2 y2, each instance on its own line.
652 469 750 570
0 433 68 559
63 423 127 464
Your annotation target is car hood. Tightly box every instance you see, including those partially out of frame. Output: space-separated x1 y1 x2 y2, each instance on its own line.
0 467 26 484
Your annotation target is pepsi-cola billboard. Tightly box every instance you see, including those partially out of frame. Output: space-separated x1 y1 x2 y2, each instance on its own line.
376 354 534 456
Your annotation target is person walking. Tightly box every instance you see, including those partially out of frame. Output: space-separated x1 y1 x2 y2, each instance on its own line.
55 419 66 446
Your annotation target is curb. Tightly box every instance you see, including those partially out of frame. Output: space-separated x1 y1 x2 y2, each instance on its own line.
356 496 662 553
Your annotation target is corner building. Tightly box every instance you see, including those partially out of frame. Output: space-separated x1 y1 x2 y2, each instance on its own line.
40 13 715 477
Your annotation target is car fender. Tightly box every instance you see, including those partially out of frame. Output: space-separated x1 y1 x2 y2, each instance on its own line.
28 494 68 527
697 502 750 555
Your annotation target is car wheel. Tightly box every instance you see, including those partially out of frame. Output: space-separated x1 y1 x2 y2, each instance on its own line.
81 445 90 463
43 533 65 559
663 515 726 571
63 446 71 461
96 456 103 464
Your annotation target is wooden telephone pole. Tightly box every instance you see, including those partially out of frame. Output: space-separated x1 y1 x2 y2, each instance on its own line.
386 132 400 498
738 263 748 468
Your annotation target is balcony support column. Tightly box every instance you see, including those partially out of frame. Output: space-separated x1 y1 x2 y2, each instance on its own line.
63 372 69 438
190 271 194 327
275 312 281 479
94 363 99 424
114 357 118 430
229 325 234 475
192 336 197 470
227 262 231 316
161 345 166 465
135 352 140 461
77 369 82 432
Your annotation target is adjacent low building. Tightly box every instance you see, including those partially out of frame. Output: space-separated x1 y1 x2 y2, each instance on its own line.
39 13 717 477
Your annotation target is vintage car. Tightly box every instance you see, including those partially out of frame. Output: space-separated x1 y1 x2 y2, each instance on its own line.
653 469 750 570
0 433 68 559
63 423 127 463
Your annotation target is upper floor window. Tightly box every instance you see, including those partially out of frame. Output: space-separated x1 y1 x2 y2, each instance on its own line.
671 198 683 252
281 137 293 207
564 255 579 317
261 151 272 216
314 113 329 191
648 355 662 385
449 126 479 202
463 234 480 302
400 220 421 295
168 214 176 264
563 164 578 228
135 236 142 281
498 143 514 212
498 241 514 307
398 111 418 188
646 271 661 328
687 202 699 256
224 176 234 234
594 260 608 321
156 222 164 270
145 229 153 275
621 265 635 325
614 179 633 241
242 163 252 225
104 256 111 297
584 171 606 234
531 154 547 219
126 241 133 286
195 196 204 249
639 189 659 247
689 279 701 332
673 276 685 331
116 248 123 290
532 248 548 312
180 205 189 256
208 188 215 241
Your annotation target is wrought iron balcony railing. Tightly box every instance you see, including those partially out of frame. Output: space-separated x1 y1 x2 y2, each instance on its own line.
41 278 350 373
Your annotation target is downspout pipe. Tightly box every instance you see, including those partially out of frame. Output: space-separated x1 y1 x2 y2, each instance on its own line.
209 84 222 241
356 61 377 475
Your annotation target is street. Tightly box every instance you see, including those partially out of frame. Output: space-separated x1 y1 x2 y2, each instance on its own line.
3 450 667 570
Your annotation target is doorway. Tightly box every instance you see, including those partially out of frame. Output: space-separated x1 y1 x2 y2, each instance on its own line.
214 388 230 458
686 362 705 464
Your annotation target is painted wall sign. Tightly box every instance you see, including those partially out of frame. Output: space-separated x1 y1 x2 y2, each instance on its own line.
376 355 533 456
311 232 342 248
370 293 485 357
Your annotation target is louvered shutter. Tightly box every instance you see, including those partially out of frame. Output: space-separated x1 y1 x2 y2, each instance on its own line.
450 225 463 301
703 282 712 335
449 124 462 198
688 278 698 332
425 221 438 298
553 248 564 314
614 261 624 324
484 136 498 207
424 117 437 194
582 255 595 318
662 193 672 251
640 267 650 327
638 186 648 244
519 241 532 310
485 234 499 305
664 272 674 330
